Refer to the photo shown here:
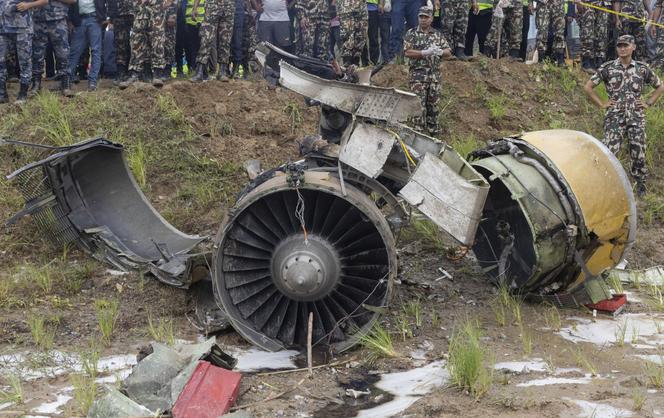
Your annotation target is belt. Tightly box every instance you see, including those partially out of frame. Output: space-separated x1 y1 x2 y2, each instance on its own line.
80 13 96 18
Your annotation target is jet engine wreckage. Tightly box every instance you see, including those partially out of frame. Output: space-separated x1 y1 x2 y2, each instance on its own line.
4 43 636 353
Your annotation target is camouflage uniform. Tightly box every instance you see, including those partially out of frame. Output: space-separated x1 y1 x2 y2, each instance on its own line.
32 0 70 78
338 0 368 65
296 0 331 61
590 58 661 182
164 3 177 68
617 0 646 60
129 0 168 73
403 26 449 137
197 0 234 72
0 0 36 86
485 0 523 56
578 0 609 61
654 0 664 69
533 0 565 54
113 0 135 75
441 0 470 50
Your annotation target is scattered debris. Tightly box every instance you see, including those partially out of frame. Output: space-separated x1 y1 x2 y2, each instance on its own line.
558 314 664 347
345 388 371 399
172 361 242 418
611 265 664 286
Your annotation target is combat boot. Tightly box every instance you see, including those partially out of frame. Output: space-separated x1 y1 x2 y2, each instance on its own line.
113 70 126 87
190 66 208 83
581 57 595 73
31 73 42 92
0 81 8 104
554 51 565 66
217 64 230 81
152 68 164 87
454 47 470 61
15 83 29 104
119 71 140 89
636 181 647 198
508 49 521 61
61 74 74 97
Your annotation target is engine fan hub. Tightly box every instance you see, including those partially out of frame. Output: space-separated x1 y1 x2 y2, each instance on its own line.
271 234 340 301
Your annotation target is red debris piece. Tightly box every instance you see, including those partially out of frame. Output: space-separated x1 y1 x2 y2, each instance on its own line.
172 360 242 418
586 294 627 313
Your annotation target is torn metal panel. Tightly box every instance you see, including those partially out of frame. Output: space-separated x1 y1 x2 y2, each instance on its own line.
5 138 206 288
279 61 422 123
339 122 395 178
399 153 490 246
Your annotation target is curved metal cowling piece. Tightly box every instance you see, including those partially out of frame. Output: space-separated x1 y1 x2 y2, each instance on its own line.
470 129 636 303
6 137 207 287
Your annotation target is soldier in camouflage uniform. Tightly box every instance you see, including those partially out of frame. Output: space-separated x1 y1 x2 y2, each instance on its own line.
403 6 451 137
584 35 664 197
484 0 523 59
530 0 565 64
164 2 177 74
614 0 647 60
338 0 368 66
577 0 609 72
190 0 234 82
296 0 331 61
110 0 135 84
648 0 664 69
31 0 72 95
121 0 171 88
441 0 475 60
0 0 47 103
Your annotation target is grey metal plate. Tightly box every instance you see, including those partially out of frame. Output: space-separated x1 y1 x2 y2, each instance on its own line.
399 153 489 246
339 123 394 178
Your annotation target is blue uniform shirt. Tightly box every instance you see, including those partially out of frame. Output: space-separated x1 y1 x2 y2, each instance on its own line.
0 0 35 34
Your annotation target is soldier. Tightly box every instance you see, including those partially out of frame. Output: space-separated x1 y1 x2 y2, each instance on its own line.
584 35 664 197
31 0 74 95
121 0 172 88
530 0 566 64
0 0 47 103
441 0 475 60
164 2 177 75
577 0 609 72
484 0 523 59
296 0 331 61
109 0 135 84
649 0 664 69
403 5 451 137
338 0 368 66
190 0 234 82
613 0 648 60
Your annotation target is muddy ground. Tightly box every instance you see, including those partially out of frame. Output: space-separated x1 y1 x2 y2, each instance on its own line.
1 59 664 417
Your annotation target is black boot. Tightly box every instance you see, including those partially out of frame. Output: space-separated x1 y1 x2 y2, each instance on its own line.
190 65 208 83
454 46 470 61
554 51 565 66
636 181 647 198
152 68 164 87
16 82 29 103
61 74 74 97
217 64 230 81
31 73 42 92
113 70 126 87
508 48 521 61
0 81 8 104
581 56 594 73
119 71 140 89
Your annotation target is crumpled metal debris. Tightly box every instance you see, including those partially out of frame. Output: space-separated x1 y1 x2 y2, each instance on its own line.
610 265 664 286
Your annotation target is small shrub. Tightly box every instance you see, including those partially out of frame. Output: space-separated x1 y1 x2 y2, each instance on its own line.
359 323 398 359
0 374 23 405
447 318 493 399
95 299 120 346
70 374 97 415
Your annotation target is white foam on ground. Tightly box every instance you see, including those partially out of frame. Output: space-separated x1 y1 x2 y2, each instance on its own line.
565 398 633 417
32 391 73 414
356 361 448 418
557 314 664 347
494 358 547 373
98 354 136 372
230 348 299 372
636 354 664 365
517 376 593 387
0 402 13 411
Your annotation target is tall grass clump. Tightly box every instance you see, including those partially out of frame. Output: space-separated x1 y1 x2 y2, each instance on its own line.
448 318 493 399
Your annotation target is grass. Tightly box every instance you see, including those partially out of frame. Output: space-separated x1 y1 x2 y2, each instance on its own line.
401 217 447 252
127 141 147 188
156 94 188 127
148 314 176 346
571 347 598 376
447 318 493 399
32 264 54 294
606 272 625 295
491 299 506 327
95 299 120 346
519 325 533 355
32 91 75 146
644 360 664 389
70 373 97 415
486 95 507 120
0 374 23 405
395 313 413 341
283 101 303 134
448 134 483 159
403 299 423 328
81 343 100 379
632 387 646 411
642 193 664 225
431 309 441 329
28 314 57 351
359 323 398 359
615 319 628 347
646 284 664 312
542 304 562 332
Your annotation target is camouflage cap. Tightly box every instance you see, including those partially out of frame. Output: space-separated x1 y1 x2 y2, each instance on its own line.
418 6 433 16
616 34 635 45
